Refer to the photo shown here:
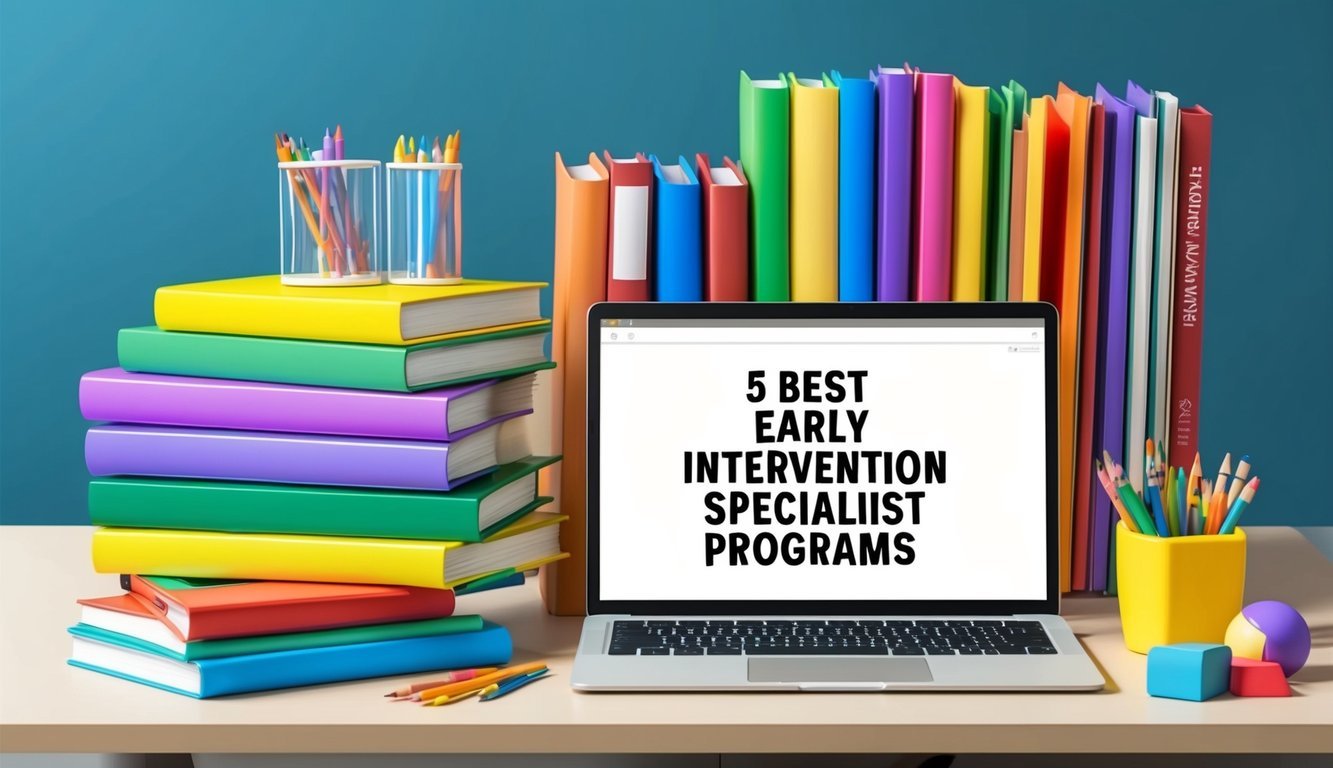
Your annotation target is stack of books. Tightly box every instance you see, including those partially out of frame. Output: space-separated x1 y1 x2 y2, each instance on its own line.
71 275 568 697
548 68 1212 604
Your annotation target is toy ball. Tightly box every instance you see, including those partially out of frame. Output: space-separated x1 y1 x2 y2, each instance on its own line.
1224 601 1311 677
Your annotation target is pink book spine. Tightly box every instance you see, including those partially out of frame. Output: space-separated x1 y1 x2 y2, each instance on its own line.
912 73 956 301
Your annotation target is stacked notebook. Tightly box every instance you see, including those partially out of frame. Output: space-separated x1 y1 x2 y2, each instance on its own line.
73 275 568 697
548 69 1212 606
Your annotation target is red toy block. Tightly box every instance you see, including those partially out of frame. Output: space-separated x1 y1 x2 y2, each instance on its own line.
1230 657 1291 697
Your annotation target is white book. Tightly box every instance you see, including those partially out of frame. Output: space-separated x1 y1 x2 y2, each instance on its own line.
1125 113 1158 493
1150 93 1181 450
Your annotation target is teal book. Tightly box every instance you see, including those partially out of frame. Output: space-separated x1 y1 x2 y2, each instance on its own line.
89 456 560 542
69 620 512 698
118 324 554 393
75 594 482 661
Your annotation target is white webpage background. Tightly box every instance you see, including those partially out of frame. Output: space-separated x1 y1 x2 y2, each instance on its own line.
598 325 1047 602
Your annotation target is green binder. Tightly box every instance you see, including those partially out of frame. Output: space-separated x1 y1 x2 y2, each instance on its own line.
990 80 1028 301
740 71 790 302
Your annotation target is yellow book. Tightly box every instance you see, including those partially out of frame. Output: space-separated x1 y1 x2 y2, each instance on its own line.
1021 97 1050 302
787 74 838 301
92 512 568 590
155 275 546 345
951 82 990 301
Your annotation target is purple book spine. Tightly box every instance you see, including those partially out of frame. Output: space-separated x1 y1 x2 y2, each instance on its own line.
78 369 522 442
1090 85 1137 590
85 425 494 492
875 67 914 301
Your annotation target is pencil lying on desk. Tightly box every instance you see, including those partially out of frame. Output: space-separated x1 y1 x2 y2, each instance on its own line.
414 662 548 703
385 667 499 699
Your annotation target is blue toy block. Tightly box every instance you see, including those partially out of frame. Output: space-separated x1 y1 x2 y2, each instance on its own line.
1146 643 1233 701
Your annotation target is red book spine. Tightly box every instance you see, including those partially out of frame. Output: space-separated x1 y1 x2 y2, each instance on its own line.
187 591 456 640
1072 103 1107 592
1167 106 1211 470
1038 110 1070 305
604 152 653 301
696 153 750 301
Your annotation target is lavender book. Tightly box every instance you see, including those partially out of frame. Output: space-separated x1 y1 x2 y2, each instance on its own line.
85 424 505 492
79 368 535 442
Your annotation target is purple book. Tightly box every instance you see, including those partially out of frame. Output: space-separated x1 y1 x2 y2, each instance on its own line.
875 66 914 301
1091 84 1137 590
79 368 535 442
85 424 500 492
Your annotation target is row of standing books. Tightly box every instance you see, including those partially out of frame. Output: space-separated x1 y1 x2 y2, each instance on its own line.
546 66 1212 604
72 275 568 697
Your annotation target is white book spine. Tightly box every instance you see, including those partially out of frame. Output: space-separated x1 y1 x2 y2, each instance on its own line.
1126 115 1158 492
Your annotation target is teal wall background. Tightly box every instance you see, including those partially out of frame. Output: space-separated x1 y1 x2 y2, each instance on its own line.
2 0 1330 525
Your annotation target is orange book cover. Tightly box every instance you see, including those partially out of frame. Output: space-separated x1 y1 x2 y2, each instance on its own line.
1053 85 1090 592
119 575 456 641
542 152 608 615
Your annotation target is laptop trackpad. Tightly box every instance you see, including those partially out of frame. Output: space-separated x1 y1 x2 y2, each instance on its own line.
748 658 933 683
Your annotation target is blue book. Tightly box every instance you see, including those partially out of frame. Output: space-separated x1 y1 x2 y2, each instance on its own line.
830 71 875 301
68 621 512 698
650 155 703 301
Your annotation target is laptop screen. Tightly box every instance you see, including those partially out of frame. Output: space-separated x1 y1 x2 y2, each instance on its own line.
593 314 1051 608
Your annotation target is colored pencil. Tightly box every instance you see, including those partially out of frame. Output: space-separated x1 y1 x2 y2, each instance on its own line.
423 686 484 707
385 667 500 699
1213 453 1232 506
1096 461 1139 533
1218 477 1259 535
1175 467 1187 538
480 668 550 701
415 662 548 703
1227 454 1251 507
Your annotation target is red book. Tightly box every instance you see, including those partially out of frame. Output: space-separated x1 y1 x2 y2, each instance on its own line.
116 574 455 641
695 153 750 301
1038 107 1071 305
1167 106 1211 470
604 152 653 301
1072 103 1107 591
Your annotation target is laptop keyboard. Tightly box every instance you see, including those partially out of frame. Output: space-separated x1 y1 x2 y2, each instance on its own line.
608 619 1057 656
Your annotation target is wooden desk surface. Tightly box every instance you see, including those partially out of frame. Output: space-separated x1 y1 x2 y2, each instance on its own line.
2 525 1330 754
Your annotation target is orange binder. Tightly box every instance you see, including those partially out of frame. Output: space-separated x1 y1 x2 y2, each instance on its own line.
1054 85 1090 593
542 152 608 615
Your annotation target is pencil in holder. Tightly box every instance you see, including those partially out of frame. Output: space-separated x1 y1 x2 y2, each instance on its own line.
277 159 381 286
386 162 463 284
1116 522 1246 654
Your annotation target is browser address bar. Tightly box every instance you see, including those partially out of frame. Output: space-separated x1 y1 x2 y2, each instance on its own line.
601 327 1044 344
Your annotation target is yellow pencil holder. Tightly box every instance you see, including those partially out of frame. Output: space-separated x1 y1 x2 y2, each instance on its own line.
1116 523 1246 654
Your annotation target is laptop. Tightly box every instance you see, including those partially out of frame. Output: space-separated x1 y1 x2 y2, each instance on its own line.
571 301 1104 692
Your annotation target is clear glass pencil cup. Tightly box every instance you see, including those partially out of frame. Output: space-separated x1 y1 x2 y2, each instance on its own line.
386 162 463 284
277 159 381 286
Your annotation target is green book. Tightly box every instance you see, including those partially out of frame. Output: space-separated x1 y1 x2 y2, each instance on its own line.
117 323 554 392
990 80 1028 301
89 456 560 541
71 614 483 662
740 71 790 301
